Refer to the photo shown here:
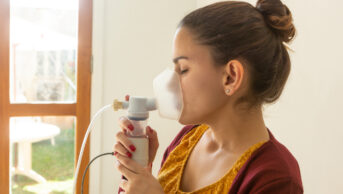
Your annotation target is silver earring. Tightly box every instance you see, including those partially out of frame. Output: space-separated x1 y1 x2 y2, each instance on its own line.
226 89 231 94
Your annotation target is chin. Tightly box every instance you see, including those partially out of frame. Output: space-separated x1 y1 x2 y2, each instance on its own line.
178 111 202 126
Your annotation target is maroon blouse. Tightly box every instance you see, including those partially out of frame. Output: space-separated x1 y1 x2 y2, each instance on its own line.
159 125 303 194
119 125 303 193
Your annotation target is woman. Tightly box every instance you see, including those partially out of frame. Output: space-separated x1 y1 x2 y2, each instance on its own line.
113 0 303 193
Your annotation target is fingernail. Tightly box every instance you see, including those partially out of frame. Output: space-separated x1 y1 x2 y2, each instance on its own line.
128 124 134 131
147 126 153 133
114 151 118 156
127 152 132 158
129 145 136 152
125 95 130 101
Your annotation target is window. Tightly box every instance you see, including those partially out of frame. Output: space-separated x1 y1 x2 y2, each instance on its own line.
0 0 92 193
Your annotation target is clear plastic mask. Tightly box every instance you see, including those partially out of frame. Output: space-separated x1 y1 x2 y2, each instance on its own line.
153 68 183 120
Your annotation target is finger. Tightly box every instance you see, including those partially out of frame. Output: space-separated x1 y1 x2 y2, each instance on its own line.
113 142 133 158
115 131 136 153
115 159 136 181
147 129 159 155
146 126 159 151
146 126 158 143
118 116 134 132
146 126 159 163
115 152 144 177
119 179 129 191
144 162 153 173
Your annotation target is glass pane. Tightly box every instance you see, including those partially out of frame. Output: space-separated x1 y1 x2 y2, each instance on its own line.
10 116 76 194
10 0 79 103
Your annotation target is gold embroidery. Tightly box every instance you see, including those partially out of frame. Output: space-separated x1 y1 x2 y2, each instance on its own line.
157 124 267 194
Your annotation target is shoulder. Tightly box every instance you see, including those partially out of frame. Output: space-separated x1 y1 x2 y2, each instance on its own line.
247 177 303 194
159 124 199 170
230 130 303 193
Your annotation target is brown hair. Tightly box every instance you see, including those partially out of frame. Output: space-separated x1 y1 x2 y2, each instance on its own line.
178 0 296 109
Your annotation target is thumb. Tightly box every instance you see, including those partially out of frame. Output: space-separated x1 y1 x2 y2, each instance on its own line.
146 126 159 163
146 126 158 143
144 162 153 173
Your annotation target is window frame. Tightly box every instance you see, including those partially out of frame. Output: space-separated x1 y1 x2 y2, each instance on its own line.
0 0 93 193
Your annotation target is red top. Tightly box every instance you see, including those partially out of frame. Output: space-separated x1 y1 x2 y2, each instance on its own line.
118 124 303 193
159 125 303 194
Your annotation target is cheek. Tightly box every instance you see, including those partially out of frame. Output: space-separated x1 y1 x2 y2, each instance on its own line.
179 71 223 123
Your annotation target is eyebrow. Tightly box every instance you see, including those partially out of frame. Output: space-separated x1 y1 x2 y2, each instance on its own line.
173 56 189 64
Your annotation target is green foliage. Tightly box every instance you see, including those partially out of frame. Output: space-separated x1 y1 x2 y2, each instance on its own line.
12 129 75 194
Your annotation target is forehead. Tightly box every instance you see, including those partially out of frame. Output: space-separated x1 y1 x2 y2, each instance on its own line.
173 27 214 65
173 27 195 47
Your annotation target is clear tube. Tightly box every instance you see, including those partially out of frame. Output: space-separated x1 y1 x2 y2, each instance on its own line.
72 104 112 194
126 119 147 137
126 118 149 167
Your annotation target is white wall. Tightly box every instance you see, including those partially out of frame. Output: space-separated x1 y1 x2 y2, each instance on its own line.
91 0 197 193
91 0 343 193
197 0 343 193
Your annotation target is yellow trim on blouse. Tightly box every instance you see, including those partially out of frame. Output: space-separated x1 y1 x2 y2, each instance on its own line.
157 124 267 194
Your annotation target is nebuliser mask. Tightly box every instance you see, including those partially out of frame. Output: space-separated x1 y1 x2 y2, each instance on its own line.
73 67 184 193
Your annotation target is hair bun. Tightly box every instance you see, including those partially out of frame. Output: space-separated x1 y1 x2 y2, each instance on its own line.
256 0 295 43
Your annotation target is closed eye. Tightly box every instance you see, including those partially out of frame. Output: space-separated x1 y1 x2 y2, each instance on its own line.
181 69 188 74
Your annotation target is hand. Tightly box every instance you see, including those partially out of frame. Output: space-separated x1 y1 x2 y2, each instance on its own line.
113 94 160 166
115 153 164 194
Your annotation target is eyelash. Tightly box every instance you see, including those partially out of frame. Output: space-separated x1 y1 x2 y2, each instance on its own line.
181 69 188 74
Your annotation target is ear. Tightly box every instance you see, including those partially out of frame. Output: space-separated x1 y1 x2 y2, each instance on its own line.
222 60 244 96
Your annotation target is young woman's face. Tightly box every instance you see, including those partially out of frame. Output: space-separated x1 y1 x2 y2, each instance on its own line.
173 27 228 125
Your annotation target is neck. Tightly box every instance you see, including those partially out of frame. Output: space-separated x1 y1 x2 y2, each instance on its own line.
203 103 269 154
